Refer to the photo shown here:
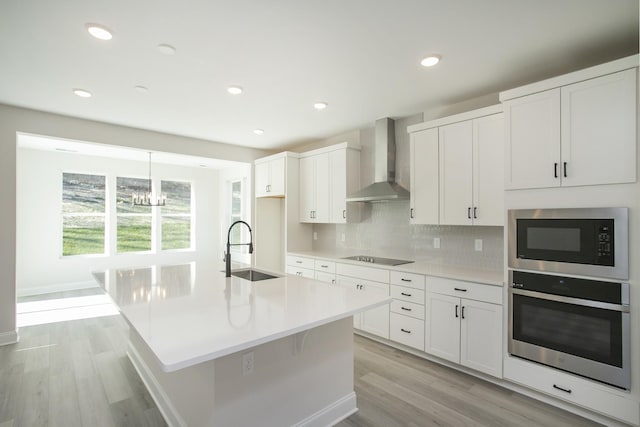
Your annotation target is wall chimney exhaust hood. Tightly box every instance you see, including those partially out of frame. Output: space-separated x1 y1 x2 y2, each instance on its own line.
346 118 409 203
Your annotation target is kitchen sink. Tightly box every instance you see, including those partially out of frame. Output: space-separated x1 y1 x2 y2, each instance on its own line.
231 269 280 282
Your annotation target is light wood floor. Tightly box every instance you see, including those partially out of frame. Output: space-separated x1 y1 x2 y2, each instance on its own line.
1 290 602 427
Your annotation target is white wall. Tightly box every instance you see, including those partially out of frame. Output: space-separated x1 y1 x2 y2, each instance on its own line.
16 147 231 295
0 103 268 344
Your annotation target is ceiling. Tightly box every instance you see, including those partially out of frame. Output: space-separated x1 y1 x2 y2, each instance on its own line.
17 133 248 169
1 0 638 151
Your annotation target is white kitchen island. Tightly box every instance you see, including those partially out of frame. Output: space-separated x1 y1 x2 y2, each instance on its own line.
94 262 391 427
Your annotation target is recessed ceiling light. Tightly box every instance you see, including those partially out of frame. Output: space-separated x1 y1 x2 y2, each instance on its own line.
73 88 92 98
314 102 328 110
253 129 264 135
135 85 149 93
420 55 441 67
86 23 113 41
157 44 176 55
227 86 243 95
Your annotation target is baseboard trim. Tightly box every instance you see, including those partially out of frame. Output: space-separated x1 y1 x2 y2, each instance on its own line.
0 330 19 346
293 392 357 427
127 343 185 427
17 280 99 297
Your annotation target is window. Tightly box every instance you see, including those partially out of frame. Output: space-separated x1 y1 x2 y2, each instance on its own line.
161 180 192 250
62 173 106 256
116 177 152 252
229 179 246 254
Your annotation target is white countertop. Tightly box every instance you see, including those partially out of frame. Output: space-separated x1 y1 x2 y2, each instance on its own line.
288 250 504 286
94 262 391 372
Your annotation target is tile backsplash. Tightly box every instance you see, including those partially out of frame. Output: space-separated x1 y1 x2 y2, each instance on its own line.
312 201 504 271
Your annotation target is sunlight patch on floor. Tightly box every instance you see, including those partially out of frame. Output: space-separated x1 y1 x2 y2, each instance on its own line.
17 294 119 327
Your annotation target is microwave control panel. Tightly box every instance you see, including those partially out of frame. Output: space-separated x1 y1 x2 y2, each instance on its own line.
596 223 613 263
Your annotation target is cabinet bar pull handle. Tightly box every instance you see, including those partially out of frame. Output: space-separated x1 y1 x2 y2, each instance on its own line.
554 163 558 178
343 210 346 219
401 292 412 297
455 304 459 318
320 265 328 268
401 278 412 282
563 162 568 178
331 279 335 284
467 207 471 219
400 328 411 334
296 260 302 264
553 384 572 394
461 306 465 319
401 306 412 311
410 208 414 219
473 207 477 219
454 287 467 292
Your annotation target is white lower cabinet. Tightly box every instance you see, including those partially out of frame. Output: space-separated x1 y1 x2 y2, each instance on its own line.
286 255 315 278
314 271 335 284
425 278 502 378
335 274 389 339
504 356 640 426
286 266 314 278
390 313 424 350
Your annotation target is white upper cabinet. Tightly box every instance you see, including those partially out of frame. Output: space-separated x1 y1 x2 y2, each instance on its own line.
409 105 504 226
329 148 360 223
409 128 439 224
560 68 637 187
472 114 505 226
299 143 360 224
299 153 329 222
501 59 637 190
439 121 474 225
504 89 561 190
255 156 286 197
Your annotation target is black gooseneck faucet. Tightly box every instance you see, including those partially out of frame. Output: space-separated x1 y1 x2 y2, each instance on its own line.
225 220 253 277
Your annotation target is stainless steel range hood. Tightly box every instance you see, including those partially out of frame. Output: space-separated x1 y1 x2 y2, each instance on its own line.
346 118 410 202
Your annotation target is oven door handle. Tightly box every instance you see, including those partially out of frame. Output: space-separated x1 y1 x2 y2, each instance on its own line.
510 287 630 313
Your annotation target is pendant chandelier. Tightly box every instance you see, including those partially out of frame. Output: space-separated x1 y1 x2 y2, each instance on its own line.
131 152 167 206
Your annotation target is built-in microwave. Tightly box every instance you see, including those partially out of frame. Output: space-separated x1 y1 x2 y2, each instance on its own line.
508 207 628 280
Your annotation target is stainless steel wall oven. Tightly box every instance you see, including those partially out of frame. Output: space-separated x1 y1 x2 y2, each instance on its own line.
508 270 630 389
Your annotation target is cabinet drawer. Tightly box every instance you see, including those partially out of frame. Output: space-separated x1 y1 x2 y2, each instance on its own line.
286 266 314 278
314 271 335 284
390 300 425 320
428 276 501 305
504 356 639 426
390 271 425 290
286 255 315 270
314 260 336 273
390 285 425 305
390 313 425 351
336 263 390 283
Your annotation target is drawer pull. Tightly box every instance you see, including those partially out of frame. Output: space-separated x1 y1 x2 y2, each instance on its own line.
296 260 303 264
553 384 572 394
401 292 412 297
400 328 411 334
454 287 467 292
320 265 329 268
401 278 412 282
401 307 412 311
